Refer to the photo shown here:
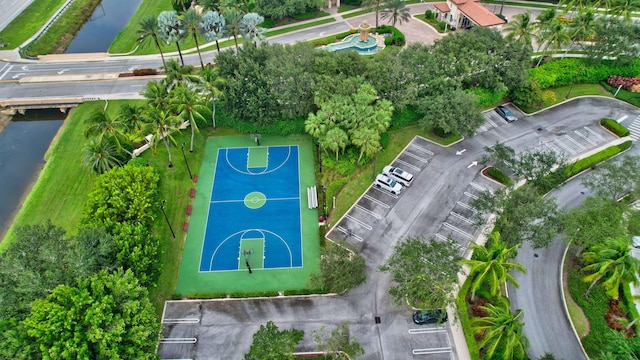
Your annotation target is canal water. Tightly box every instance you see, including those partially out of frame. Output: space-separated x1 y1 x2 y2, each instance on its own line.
65 0 143 53
0 110 64 239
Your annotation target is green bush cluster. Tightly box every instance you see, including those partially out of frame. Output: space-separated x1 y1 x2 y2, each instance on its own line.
621 284 639 332
384 27 406 47
600 118 631 137
424 9 434 19
529 58 640 89
309 31 352 47
487 167 513 186
456 275 481 360
468 87 508 108
214 106 306 135
389 106 420 129
437 21 447 32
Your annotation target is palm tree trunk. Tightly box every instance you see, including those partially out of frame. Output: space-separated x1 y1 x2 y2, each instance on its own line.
190 117 196 152
163 136 174 167
215 40 221 53
584 278 600 298
212 98 216 129
233 34 239 50
335 150 339 162
357 150 364 165
470 289 477 303
175 41 185 66
375 8 379 29
153 36 167 69
193 33 204 68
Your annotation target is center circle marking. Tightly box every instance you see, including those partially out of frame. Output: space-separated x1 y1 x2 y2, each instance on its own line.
244 191 266 209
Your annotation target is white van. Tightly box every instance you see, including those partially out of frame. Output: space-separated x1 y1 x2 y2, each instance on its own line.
383 165 414 187
374 174 403 195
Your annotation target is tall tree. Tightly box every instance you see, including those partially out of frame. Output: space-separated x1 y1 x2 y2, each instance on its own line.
23 269 161 360
608 0 640 22
158 10 188 66
82 138 123 174
380 0 411 34
144 108 181 168
200 10 227 53
312 322 365 359
416 88 484 137
244 321 304 360
535 13 570 66
199 65 225 128
380 236 462 310
182 8 205 67
581 155 640 201
582 236 640 298
361 0 384 28
562 196 627 253
323 127 349 162
171 84 207 152
351 127 380 165
241 13 266 43
142 79 171 109
137 15 167 69
472 299 529 360
84 107 131 156
223 7 244 50
584 16 640 65
309 242 367 293
504 11 536 49
163 59 199 87
463 232 527 302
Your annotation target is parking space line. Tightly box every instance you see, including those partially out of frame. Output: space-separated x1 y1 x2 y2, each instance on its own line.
408 328 447 334
554 138 577 155
345 215 373 230
355 205 382 219
443 222 473 238
574 129 598 146
463 191 478 200
412 347 452 355
395 159 421 171
404 151 430 163
159 338 198 344
363 194 390 208
543 141 561 155
163 318 200 324
409 143 434 155
469 182 487 192
456 201 477 213
371 187 399 199
449 211 474 224
584 126 605 141
495 116 509 125
435 233 449 241
485 117 498 128
335 226 364 241
564 134 586 150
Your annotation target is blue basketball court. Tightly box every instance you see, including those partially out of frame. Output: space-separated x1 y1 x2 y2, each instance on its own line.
199 145 303 272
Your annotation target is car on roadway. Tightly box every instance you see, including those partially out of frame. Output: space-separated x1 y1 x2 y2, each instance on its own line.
382 165 414 187
413 309 448 325
374 174 403 195
495 105 517 122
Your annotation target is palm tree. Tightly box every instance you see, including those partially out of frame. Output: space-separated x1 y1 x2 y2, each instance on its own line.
182 8 205 68
582 236 640 298
240 13 266 43
137 15 167 69
304 113 328 139
608 0 640 22
564 8 595 56
171 84 207 152
142 80 171 109
472 299 529 360
172 0 190 12
84 108 131 156
504 11 536 49
199 0 220 11
351 128 380 165
323 127 349 162
223 7 244 50
463 232 527 302
199 65 225 128
158 10 188 66
119 103 146 143
163 59 199 88
361 0 384 29
381 0 411 35
144 108 181 168
82 138 122 174
535 14 570 66
200 10 226 53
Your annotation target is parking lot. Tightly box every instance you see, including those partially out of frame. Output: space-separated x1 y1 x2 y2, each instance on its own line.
326 136 437 247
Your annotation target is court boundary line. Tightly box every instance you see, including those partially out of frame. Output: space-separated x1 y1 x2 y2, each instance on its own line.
224 146 292 176
198 145 304 273
211 196 300 204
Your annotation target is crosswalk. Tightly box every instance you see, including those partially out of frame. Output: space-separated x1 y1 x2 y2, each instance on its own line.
627 115 640 141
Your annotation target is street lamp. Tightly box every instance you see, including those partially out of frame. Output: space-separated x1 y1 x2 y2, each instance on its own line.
181 143 193 181
160 200 176 239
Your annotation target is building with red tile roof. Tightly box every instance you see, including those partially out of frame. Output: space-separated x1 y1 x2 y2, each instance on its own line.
433 0 505 29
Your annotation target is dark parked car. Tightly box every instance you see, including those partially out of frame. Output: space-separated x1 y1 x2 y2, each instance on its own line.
413 309 448 325
495 105 517 122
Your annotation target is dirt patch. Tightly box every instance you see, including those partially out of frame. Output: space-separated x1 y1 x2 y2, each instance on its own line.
563 249 590 338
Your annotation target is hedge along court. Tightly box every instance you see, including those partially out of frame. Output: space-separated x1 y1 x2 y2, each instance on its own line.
176 135 320 296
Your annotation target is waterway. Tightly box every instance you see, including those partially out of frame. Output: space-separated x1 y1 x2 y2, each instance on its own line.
0 110 64 239
65 0 143 54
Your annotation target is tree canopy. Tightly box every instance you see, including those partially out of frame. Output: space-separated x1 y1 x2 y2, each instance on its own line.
244 321 304 360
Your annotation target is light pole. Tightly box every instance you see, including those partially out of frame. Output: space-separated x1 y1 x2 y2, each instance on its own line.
372 146 383 180
181 143 193 181
160 200 176 239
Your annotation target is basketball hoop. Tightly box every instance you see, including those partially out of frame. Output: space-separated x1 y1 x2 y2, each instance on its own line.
249 133 261 146
243 249 254 274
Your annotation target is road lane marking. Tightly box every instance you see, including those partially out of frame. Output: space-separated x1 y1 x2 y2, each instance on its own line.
469 182 487 192
0 64 12 80
463 191 478 200
554 137 577 155
408 328 447 334
584 126 605 141
371 187 399 199
163 318 200 324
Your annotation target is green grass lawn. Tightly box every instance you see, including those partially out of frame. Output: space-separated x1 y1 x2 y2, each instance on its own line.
521 83 612 114
0 0 67 50
109 0 173 54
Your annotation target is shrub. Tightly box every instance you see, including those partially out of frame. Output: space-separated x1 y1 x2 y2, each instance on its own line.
468 87 507 108
437 21 447 32
486 167 513 186
383 27 405 46
389 106 420 129
425 9 433 19
133 68 157 76
542 90 556 104
601 118 630 137
530 58 640 89
607 75 640 92
375 25 393 34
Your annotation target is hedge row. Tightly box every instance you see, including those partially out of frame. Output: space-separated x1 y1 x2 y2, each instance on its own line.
486 167 513 186
529 58 640 89
600 118 630 137
456 274 481 360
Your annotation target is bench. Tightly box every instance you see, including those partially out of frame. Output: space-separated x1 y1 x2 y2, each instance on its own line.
307 186 318 209
186 204 192 215
183 221 189 232
189 188 195 198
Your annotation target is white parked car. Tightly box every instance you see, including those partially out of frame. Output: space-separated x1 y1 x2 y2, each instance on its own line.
382 165 414 187
374 174 403 195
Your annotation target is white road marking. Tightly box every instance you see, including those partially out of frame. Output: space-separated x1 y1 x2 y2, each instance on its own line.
469 182 487 192
412 347 452 355
456 201 477 212
354 205 382 219
554 137 577 155
409 143 434 155
449 211 474 224
408 328 447 334
404 151 429 163
564 134 586 150
584 126 605 141
0 64 12 80
363 194 390 208
574 129 598 146
394 159 421 171
345 215 373 230
443 222 473 238
463 191 478 200
335 226 364 241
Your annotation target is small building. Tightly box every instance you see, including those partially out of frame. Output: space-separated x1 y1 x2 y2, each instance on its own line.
433 0 505 30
